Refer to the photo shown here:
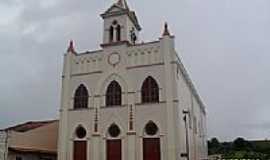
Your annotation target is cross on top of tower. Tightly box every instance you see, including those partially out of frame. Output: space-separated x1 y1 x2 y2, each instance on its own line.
162 22 171 37
116 0 129 10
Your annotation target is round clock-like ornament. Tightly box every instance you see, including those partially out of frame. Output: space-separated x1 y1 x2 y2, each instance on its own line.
108 52 120 66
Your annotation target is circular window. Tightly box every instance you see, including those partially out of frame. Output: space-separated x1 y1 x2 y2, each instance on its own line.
112 20 118 25
76 126 87 139
145 122 158 136
108 124 121 137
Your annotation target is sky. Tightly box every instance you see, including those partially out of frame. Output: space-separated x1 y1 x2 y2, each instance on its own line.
0 0 269 141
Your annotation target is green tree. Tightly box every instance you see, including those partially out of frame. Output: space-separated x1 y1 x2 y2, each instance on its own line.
232 137 253 151
208 137 222 155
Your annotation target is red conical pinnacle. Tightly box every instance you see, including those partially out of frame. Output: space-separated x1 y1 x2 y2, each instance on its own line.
67 40 76 54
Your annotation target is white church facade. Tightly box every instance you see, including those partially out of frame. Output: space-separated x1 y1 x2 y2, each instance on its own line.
57 0 208 160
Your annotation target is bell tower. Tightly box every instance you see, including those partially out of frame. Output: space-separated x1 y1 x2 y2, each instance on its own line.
100 0 141 47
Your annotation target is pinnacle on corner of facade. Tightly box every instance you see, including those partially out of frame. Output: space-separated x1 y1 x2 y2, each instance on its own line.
67 40 76 54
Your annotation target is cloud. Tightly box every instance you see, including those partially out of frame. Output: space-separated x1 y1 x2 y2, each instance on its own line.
0 0 269 141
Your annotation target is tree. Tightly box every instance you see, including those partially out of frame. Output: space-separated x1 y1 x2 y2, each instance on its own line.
232 137 253 151
208 137 222 155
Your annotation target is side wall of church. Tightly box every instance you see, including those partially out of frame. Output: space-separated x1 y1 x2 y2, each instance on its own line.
174 55 208 160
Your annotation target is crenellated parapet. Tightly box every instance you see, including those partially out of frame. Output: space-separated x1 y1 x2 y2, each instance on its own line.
126 41 162 68
71 50 103 76
70 40 164 75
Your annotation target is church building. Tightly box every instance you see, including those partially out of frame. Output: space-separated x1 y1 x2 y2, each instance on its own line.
57 0 208 160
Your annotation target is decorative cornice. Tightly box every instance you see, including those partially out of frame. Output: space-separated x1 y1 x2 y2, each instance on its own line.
126 62 164 70
71 71 103 77
135 101 166 106
68 108 94 112
127 132 136 135
92 133 101 137
100 40 130 48
100 104 128 109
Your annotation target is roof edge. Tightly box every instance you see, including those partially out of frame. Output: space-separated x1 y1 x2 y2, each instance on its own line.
174 53 207 114
3 120 58 132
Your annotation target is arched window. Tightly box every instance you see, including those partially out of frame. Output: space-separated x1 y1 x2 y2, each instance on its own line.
74 84 89 109
141 77 159 103
116 25 121 41
108 124 121 138
144 121 159 136
106 81 122 106
109 26 114 42
75 126 87 139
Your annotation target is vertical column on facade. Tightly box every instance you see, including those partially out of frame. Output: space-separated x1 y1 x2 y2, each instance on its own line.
58 52 73 160
127 91 136 160
92 96 101 160
160 33 177 160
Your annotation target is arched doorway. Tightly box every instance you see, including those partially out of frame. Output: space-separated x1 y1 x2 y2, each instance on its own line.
106 124 122 160
143 121 161 160
73 126 87 160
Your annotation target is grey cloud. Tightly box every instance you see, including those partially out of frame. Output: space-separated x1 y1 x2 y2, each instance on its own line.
0 0 269 141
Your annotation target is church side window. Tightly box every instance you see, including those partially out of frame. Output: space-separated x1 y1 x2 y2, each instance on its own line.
116 25 121 41
109 26 114 42
106 81 122 106
141 77 159 103
74 84 89 109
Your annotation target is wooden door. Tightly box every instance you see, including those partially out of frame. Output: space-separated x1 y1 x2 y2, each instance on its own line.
73 141 87 160
107 140 121 160
143 138 161 160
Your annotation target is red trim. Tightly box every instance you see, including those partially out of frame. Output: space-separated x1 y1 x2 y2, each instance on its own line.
67 40 77 54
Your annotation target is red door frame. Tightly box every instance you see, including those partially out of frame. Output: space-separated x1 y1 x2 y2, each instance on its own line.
143 138 161 160
73 141 87 160
107 139 122 160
